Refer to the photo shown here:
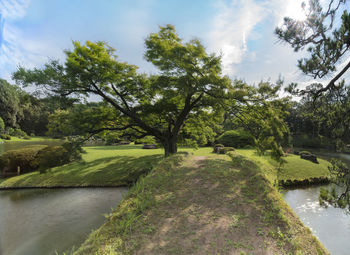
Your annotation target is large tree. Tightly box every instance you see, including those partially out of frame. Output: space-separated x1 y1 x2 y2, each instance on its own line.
14 25 245 157
276 0 349 96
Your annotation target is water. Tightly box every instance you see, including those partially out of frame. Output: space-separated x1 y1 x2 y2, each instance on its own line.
283 186 350 255
0 188 128 255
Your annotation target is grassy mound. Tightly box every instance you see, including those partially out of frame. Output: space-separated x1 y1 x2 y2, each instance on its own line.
74 152 328 255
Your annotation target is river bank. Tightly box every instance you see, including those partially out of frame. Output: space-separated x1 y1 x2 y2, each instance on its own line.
74 152 328 254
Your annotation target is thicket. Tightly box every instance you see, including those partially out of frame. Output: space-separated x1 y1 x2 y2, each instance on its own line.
217 130 254 148
0 141 83 175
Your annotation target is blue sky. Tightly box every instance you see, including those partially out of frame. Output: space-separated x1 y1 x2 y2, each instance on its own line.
0 0 342 89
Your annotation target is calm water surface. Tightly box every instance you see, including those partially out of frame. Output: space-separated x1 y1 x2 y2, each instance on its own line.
0 188 128 255
284 186 350 255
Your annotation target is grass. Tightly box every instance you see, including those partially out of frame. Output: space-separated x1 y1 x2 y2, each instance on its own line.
73 151 329 255
0 136 60 143
0 145 164 188
235 149 331 185
0 145 331 253
0 146 331 188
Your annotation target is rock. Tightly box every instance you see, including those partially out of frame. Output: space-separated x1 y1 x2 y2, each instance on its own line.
300 153 319 164
142 144 157 149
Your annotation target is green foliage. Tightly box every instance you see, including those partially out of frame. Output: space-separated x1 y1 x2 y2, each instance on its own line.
225 81 290 163
9 128 27 138
13 25 252 157
218 147 235 154
217 130 254 148
299 150 311 156
134 136 156 145
212 144 224 153
35 146 71 173
0 134 11 140
0 146 46 174
0 117 4 133
276 0 349 93
319 159 350 212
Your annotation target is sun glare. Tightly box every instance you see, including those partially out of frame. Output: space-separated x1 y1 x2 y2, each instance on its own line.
285 0 308 21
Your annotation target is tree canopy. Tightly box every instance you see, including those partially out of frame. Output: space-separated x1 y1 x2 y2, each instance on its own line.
13 25 244 156
276 0 349 96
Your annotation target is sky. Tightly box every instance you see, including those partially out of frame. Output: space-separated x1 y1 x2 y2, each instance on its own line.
0 0 346 90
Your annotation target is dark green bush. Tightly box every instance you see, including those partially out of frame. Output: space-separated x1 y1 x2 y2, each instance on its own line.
299 150 312 156
217 130 254 148
61 140 84 161
0 134 11 140
9 128 27 138
213 144 224 153
35 146 70 173
0 145 46 174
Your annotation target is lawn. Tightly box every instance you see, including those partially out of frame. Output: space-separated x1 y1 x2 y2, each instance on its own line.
0 145 332 188
0 136 60 143
0 145 164 188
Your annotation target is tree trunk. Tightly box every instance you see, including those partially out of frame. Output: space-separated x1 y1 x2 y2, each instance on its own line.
163 136 178 157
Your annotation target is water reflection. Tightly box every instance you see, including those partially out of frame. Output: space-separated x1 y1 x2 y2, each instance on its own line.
0 188 128 255
284 186 350 255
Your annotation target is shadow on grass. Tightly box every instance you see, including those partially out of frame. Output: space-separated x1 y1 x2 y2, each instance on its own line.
87 145 149 151
3 154 164 188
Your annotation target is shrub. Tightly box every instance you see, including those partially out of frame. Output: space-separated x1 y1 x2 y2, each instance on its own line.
0 145 46 174
135 136 156 145
213 144 224 153
9 128 27 138
0 134 11 140
217 130 254 148
299 150 312 156
61 140 84 161
218 147 235 154
35 146 71 173
0 117 4 133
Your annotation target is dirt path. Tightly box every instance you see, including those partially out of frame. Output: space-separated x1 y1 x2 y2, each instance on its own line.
127 155 325 255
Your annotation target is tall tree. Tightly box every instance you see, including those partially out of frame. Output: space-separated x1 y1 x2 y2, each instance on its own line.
13 25 244 157
276 0 349 96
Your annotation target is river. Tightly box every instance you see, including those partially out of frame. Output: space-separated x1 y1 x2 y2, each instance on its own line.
0 187 127 255
0 140 128 255
283 149 350 255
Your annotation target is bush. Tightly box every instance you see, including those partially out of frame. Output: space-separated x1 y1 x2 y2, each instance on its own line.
35 146 71 173
299 150 312 156
217 130 254 148
9 128 27 138
61 140 84 161
0 145 46 174
0 134 11 140
218 147 235 154
0 117 4 133
213 144 224 153
135 136 156 145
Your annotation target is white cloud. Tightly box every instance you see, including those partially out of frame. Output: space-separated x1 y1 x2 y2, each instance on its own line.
0 0 30 19
207 0 267 75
